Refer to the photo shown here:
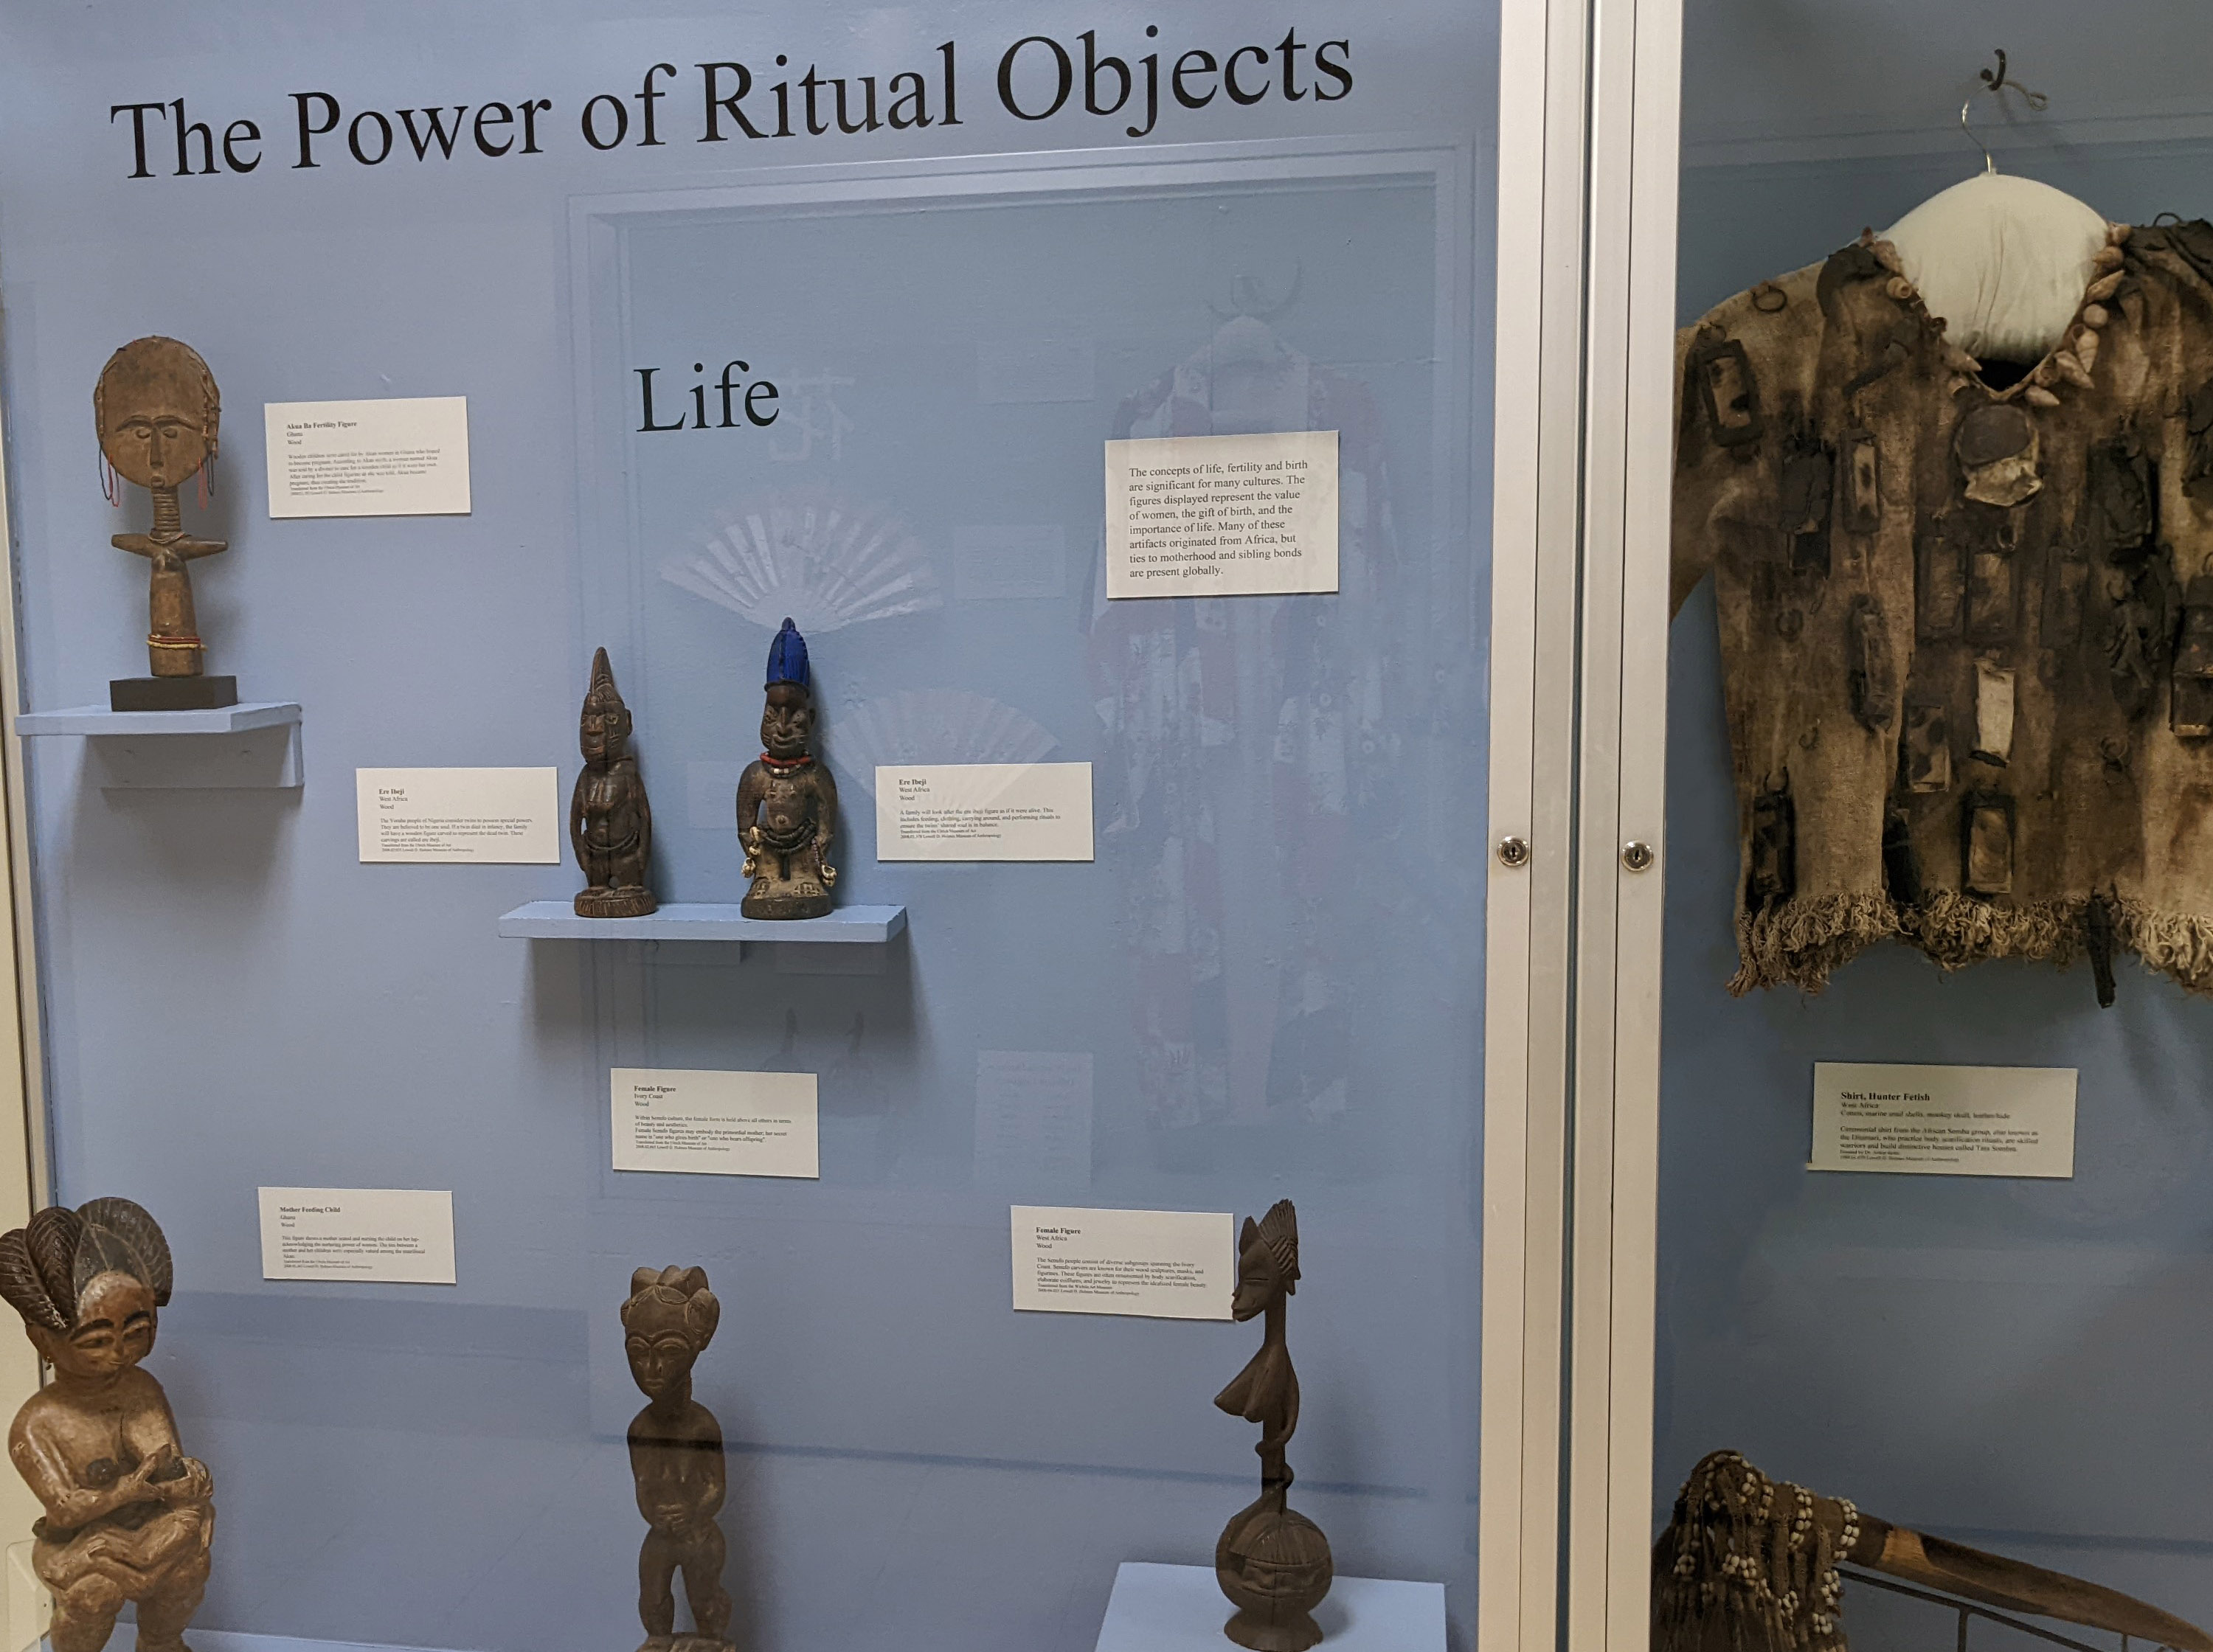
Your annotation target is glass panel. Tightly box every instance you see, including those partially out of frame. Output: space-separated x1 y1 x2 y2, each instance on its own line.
0 6 1497 1649
1662 12 2213 1650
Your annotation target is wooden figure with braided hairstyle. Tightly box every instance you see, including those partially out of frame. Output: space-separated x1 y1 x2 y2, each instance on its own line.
94 339 232 707
622 1266 732 1652
0 1198 212 1652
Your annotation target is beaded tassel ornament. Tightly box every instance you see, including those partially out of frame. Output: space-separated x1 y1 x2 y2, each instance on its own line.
1652 1451 1856 1652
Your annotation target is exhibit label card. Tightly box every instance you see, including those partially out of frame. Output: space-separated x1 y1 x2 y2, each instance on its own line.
612 1068 820 1179
356 767 558 863
876 763 1092 861
1011 1204 1233 1320
258 1187 456 1284
1104 429 1338 598
1810 1061 2077 1177
264 396 471 518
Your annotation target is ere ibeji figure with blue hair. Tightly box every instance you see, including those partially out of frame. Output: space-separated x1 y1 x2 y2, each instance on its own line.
735 618 839 920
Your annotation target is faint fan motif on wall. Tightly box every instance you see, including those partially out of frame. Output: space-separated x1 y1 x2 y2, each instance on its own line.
823 689 1058 798
660 490 942 634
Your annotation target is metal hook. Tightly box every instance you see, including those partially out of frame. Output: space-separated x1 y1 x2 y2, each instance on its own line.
1979 49 2049 111
1960 97 1995 174
1962 49 2051 174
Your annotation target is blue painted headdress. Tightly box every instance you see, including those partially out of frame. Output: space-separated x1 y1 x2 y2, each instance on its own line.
764 617 811 691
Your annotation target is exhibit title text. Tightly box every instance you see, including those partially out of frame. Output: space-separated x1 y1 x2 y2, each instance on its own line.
106 32 1354 180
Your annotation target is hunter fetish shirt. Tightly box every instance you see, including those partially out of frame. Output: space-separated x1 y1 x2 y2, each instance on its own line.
1672 218 2213 1002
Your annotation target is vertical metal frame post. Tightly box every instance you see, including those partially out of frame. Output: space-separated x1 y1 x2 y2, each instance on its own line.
1569 0 1680 1643
1478 0 1587 1642
1480 0 1680 1647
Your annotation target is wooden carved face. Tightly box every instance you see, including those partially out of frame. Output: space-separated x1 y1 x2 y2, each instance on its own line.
32 1270 156 1382
580 694 632 763
1230 1221 1285 1322
1230 1201 1301 1322
95 338 220 492
620 1274 718 1399
760 681 814 760
623 1309 701 1399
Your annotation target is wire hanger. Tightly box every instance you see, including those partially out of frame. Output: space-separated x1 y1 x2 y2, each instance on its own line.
1961 49 2050 175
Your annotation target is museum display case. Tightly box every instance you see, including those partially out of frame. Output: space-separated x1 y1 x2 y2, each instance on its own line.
1655 7 2213 1651
0 2 1704 1650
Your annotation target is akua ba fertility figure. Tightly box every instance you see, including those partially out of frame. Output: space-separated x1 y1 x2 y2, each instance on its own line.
572 648 657 918
735 618 839 920
0 1199 212 1652
623 1266 733 1652
1214 1200 1332 1651
94 338 235 711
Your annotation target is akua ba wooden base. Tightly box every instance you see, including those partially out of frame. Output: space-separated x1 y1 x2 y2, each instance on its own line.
111 674 237 711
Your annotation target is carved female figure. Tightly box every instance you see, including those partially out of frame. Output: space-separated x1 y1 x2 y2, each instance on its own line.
0 1198 212 1652
1213 1200 1331 1651
572 648 657 917
735 618 838 919
623 1266 732 1652
94 339 226 686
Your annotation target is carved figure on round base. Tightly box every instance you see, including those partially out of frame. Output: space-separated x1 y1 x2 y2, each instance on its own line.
572 648 657 918
0 1198 213 1652
735 618 838 920
1213 1201 1331 1650
1216 1496 1332 1651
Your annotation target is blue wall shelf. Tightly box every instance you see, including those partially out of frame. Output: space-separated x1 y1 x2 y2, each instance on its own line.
14 701 304 788
496 900 906 945
15 701 302 736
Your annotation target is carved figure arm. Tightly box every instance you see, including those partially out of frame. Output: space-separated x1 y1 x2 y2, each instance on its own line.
811 766 839 884
626 1430 671 1527
10 1425 173 1532
69 1496 206 1578
125 1384 210 1507
569 772 591 875
627 757 654 861
735 765 767 875
666 1430 727 1533
110 532 224 566
690 1415 727 1522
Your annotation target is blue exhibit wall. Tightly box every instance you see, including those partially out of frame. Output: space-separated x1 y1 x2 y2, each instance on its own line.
1660 136 2213 1628
0 5 1497 1651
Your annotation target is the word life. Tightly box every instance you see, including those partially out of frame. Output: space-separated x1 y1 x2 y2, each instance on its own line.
635 361 780 433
